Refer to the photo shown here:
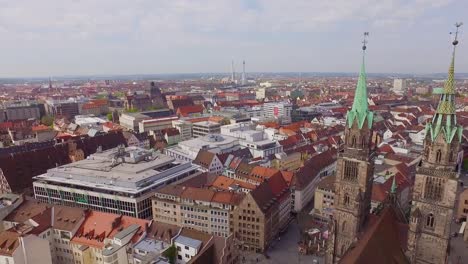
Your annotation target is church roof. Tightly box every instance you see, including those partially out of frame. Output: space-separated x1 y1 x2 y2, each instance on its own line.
340 207 409 264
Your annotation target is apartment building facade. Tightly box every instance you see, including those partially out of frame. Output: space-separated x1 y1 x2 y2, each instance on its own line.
152 185 243 238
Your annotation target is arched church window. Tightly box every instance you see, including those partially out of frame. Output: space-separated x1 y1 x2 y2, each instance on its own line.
436 150 442 163
351 136 356 147
449 151 454 162
344 193 350 206
342 221 347 232
361 137 366 148
426 213 435 228
424 177 444 201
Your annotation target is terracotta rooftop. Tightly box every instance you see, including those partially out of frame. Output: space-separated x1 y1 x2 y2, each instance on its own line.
317 175 336 191
53 206 86 232
4 199 49 223
155 185 186 197
193 150 217 169
180 187 215 202
177 104 204 117
72 211 149 248
0 231 20 257
210 175 256 191
146 221 181 244
211 191 244 206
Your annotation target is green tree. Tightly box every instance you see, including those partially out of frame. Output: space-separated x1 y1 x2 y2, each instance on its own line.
41 115 54 126
106 113 113 121
125 108 139 113
163 244 177 264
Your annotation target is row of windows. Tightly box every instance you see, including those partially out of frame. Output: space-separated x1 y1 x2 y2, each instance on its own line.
181 206 208 213
239 223 260 230
183 220 208 228
238 215 260 222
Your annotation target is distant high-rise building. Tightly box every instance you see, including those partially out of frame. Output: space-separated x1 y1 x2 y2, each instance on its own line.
393 79 407 95
231 60 236 83
241 60 246 85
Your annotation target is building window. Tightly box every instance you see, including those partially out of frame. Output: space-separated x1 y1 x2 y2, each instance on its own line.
178 255 182 260
449 151 454 162
351 136 356 147
426 213 435 228
185 246 189 250
344 194 350 206
424 177 444 201
342 221 347 232
343 160 358 181
436 149 442 163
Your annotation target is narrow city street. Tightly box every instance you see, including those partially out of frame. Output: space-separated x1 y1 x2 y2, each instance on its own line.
241 221 323 264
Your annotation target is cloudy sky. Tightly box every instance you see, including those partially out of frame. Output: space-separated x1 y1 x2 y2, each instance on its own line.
0 0 467 77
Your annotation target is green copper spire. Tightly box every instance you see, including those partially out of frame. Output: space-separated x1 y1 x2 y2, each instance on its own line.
390 175 397 195
347 32 374 129
426 23 463 143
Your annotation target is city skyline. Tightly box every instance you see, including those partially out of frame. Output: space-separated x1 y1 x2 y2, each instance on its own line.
0 0 467 77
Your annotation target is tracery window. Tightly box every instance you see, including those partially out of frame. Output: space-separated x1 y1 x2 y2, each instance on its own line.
344 193 350 206
351 136 357 147
436 149 442 163
424 176 444 201
426 213 435 228
343 160 359 181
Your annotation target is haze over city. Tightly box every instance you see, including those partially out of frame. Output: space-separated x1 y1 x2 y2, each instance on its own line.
1 0 468 77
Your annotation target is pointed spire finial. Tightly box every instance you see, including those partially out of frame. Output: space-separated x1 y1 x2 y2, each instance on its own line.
362 32 369 51
451 22 462 46
347 32 373 129
427 23 463 144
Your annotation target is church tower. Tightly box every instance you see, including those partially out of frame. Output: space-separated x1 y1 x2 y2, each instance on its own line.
326 32 375 264
407 23 463 264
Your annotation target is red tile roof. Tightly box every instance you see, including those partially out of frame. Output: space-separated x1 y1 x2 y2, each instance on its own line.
72 211 148 248
176 104 204 117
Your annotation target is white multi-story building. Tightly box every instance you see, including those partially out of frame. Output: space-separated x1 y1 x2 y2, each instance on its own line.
174 235 202 264
165 134 240 161
33 146 201 219
255 88 266 100
392 79 407 95
172 120 193 140
192 121 221 137
262 101 292 124
139 116 179 134
220 123 283 158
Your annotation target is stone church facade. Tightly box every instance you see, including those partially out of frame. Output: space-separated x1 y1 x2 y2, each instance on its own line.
406 31 463 264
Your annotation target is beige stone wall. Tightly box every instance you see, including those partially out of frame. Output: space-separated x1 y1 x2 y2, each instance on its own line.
152 198 182 226
231 194 267 252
